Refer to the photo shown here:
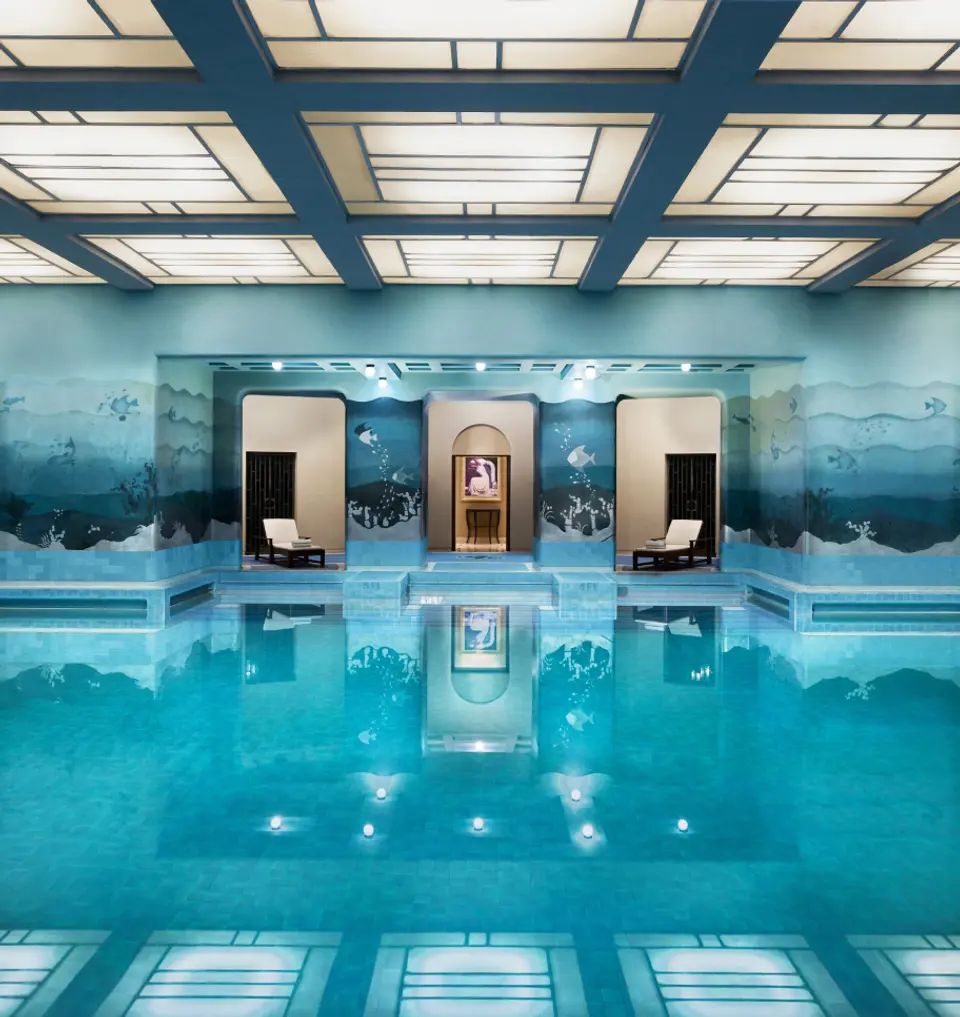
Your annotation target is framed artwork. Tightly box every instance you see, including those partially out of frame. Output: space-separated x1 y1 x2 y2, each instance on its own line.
462 455 500 501
452 606 508 671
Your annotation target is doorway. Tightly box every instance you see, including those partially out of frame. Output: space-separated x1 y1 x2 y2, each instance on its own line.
667 453 718 558
244 451 295 554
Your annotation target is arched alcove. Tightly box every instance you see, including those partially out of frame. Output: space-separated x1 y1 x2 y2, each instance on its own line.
452 424 511 457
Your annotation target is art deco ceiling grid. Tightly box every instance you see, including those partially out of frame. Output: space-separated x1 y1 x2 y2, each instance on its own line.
0 0 959 292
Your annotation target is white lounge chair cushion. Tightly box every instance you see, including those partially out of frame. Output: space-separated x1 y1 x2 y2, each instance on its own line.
664 519 703 546
263 518 300 544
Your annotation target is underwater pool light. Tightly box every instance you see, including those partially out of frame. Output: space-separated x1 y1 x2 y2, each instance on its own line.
271 361 283 371
585 364 597 380
570 788 582 803
677 818 689 833
581 823 594 839
375 787 387 801
473 816 485 832
573 376 583 389
475 740 485 752
363 823 375 838
378 376 388 389
364 363 376 378
269 815 283 831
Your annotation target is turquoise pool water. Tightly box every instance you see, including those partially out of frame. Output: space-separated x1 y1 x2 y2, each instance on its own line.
0 597 958 1017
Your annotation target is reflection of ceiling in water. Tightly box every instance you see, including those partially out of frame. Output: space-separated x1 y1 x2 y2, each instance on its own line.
450 669 510 705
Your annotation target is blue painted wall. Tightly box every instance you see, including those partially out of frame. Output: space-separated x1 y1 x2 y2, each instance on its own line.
0 284 957 584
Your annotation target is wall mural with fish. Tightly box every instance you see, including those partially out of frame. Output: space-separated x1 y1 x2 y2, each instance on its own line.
536 399 616 567
345 397 425 567
723 369 960 584
0 366 238 580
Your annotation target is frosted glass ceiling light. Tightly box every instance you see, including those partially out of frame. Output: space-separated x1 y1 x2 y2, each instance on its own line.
362 235 598 284
0 235 100 283
764 0 960 72
309 113 649 216
0 117 293 217
248 1 706 70
0 0 191 68
669 116 960 219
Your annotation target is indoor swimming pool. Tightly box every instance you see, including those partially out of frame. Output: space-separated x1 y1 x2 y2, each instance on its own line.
1 596 958 1017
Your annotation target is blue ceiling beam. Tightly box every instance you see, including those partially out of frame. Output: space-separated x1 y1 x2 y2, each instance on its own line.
7 71 960 116
151 0 381 290
580 0 803 292
810 199 960 292
0 193 152 289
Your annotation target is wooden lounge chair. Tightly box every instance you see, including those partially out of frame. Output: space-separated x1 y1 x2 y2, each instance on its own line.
632 519 707 570
256 518 326 568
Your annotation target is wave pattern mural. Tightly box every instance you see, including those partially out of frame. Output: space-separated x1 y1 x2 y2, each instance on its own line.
725 381 960 565
0 375 227 553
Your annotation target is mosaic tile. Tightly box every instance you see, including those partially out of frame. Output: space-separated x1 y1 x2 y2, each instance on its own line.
617 935 856 1017
363 932 588 1017
93 932 341 1017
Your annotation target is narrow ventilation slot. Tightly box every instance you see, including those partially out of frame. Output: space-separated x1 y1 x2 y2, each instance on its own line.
745 585 790 619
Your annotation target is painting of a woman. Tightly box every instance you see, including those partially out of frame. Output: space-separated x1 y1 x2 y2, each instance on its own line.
464 456 499 499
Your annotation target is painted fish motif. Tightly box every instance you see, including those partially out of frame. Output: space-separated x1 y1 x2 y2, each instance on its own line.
47 437 76 466
926 397 947 415
732 414 756 431
102 394 139 421
788 397 797 415
565 708 595 732
357 729 376 744
392 467 415 486
827 448 857 471
567 445 596 470
770 434 781 461
354 423 378 445
0 396 24 411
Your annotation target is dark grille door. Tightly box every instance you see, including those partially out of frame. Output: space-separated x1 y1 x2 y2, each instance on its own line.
666 453 717 558
245 451 296 554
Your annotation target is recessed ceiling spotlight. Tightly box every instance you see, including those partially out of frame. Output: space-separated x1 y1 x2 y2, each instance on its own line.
681 363 691 372
272 361 283 371
585 365 597 381
364 364 376 378
475 361 486 372
378 376 388 389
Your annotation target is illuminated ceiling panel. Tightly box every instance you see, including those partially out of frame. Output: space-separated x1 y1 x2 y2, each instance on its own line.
861 240 960 286
81 235 341 284
0 113 292 215
244 0 706 70
667 114 960 218
620 237 876 285
363 235 597 284
763 1 960 72
0 235 101 283
306 112 651 216
0 0 191 68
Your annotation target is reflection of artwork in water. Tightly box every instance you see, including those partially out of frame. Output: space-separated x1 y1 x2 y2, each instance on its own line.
463 456 499 500
453 606 508 671
348 645 421 751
